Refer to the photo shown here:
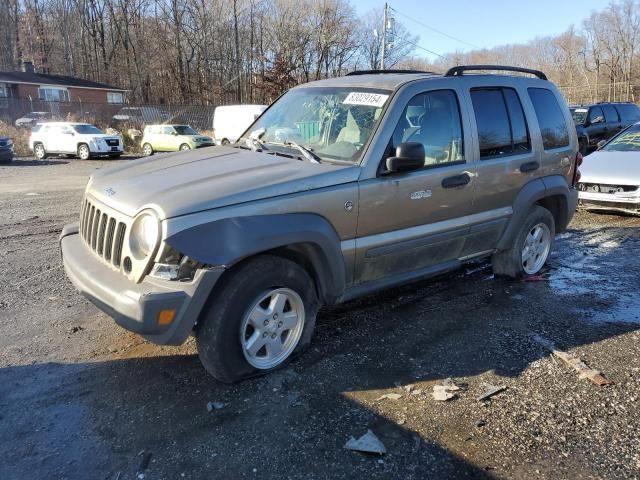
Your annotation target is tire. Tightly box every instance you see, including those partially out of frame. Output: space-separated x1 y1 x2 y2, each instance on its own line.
221 138 230 145
492 205 555 279
179 143 191 151
579 138 588 156
196 255 319 383
77 143 91 160
34 143 47 160
142 143 153 156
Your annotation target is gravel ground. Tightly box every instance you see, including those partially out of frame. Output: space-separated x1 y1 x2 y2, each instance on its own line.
1 156 640 480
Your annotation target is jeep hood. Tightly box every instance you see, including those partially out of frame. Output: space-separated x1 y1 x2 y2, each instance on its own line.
87 146 360 218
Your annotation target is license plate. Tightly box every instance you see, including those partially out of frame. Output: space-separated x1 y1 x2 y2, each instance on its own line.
111 147 118 151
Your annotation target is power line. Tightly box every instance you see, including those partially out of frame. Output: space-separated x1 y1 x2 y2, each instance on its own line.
390 6 481 50
400 37 445 59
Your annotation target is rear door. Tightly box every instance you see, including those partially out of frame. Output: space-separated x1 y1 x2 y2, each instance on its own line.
602 104 622 138
586 106 607 147
466 86 537 255
355 87 477 284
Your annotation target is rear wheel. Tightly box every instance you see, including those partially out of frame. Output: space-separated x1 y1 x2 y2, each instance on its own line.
142 143 153 156
34 143 47 160
196 255 319 383
492 205 555 278
221 138 230 145
77 143 91 160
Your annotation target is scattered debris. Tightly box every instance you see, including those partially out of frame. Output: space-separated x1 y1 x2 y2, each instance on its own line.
403 384 414 393
476 419 486 428
69 326 83 334
477 384 507 401
136 450 152 476
375 393 402 401
532 334 612 386
432 378 461 401
344 430 386 455
410 389 423 396
523 275 549 282
206 401 225 412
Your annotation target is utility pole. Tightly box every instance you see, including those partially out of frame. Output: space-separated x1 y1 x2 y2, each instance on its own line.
380 2 388 70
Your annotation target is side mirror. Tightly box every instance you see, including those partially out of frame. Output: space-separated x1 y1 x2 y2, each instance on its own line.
385 142 425 173
597 139 606 150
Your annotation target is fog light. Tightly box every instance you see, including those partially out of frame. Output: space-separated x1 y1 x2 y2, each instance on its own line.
158 309 176 326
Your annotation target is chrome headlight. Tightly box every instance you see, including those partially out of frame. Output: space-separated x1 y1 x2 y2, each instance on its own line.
129 211 160 259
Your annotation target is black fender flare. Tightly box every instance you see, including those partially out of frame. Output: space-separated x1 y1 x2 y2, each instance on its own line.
165 213 346 304
497 176 571 250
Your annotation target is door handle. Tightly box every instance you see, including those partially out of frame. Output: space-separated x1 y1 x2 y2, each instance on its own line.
519 161 540 173
441 173 471 188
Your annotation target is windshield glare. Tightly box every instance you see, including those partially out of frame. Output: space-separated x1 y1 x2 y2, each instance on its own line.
603 126 640 152
73 124 104 134
174 125 198 135
571 109 587 125
241 87 391 162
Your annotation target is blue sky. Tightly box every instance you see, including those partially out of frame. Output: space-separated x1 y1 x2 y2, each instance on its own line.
353 0 608 60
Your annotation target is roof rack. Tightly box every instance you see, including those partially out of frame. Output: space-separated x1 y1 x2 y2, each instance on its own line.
444 65 548 81
346 69 437 76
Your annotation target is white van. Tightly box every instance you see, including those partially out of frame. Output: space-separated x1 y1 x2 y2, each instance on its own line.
212 104 267 145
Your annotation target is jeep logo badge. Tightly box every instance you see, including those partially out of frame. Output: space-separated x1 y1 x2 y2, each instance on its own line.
105 187 116 197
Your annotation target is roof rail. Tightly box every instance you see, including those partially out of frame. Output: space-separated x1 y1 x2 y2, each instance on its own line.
444 65 548 81
346 69 437 76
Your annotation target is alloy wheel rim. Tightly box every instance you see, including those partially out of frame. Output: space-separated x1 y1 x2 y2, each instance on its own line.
79 146 89 159
35 145 44 158
144 144 152 155
180 144 190 150
239 288 305 370
521 223 551 274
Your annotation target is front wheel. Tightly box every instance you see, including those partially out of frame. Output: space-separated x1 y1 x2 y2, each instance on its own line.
77 143 91 160
492 205 555 278
34 143 47 160
196 255 319 383
179 143 191 151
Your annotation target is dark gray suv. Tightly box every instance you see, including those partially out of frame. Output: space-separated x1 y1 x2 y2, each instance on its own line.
60 65 580 382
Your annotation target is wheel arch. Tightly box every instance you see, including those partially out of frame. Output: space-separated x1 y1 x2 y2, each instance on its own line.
165 213 347 305
497 176 572 250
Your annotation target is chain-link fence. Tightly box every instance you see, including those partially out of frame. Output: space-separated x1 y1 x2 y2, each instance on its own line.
0 97 217 132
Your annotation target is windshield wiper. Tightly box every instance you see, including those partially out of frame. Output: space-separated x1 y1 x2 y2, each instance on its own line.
285 141 322 164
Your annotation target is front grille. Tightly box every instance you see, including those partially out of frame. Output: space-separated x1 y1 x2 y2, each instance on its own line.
578 183 638 194
106 138 120 147
79 199 127 267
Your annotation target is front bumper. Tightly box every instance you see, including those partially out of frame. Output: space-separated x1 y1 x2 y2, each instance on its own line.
60 224 223 345
578 191 640 215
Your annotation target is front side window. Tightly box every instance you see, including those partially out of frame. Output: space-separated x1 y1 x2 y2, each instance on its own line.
240 87 391 163
588 106 604 124
528 88 570 150
471 87 531 159
389 89 464 168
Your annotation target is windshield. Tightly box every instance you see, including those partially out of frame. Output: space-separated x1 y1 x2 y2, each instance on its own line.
239 87 391 163
602 125 640 152
72 124 104 134
571 108 587 125
174 125 199 135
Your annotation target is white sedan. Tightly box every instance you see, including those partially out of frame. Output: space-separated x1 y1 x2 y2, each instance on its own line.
578 122 640 215
29 122 123 160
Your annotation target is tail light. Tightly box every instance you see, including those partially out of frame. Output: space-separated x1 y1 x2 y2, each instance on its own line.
572 151 583 186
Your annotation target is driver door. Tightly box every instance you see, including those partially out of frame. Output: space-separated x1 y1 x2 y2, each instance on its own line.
354 88 477 284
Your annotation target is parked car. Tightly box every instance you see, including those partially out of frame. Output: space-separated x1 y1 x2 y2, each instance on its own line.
30 122 123 160
212 104 267 144
15 111 54 128
60 65 580 382
140 124 214 156
578 121 640 215
0 137 14 163
570 102 640 155
112 106 170 125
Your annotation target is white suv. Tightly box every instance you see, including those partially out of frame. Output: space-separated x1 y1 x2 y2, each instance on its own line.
30 122 123 160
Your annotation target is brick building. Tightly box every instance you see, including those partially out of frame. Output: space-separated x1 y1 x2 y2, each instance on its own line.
0 62 127 105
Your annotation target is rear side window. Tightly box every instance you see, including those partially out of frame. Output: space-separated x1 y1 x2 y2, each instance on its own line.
602 105 619 123
528 88 570 150
470 87 530 159
616 104 640 123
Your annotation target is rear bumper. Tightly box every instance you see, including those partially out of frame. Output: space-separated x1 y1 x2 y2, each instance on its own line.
60 224 223 345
